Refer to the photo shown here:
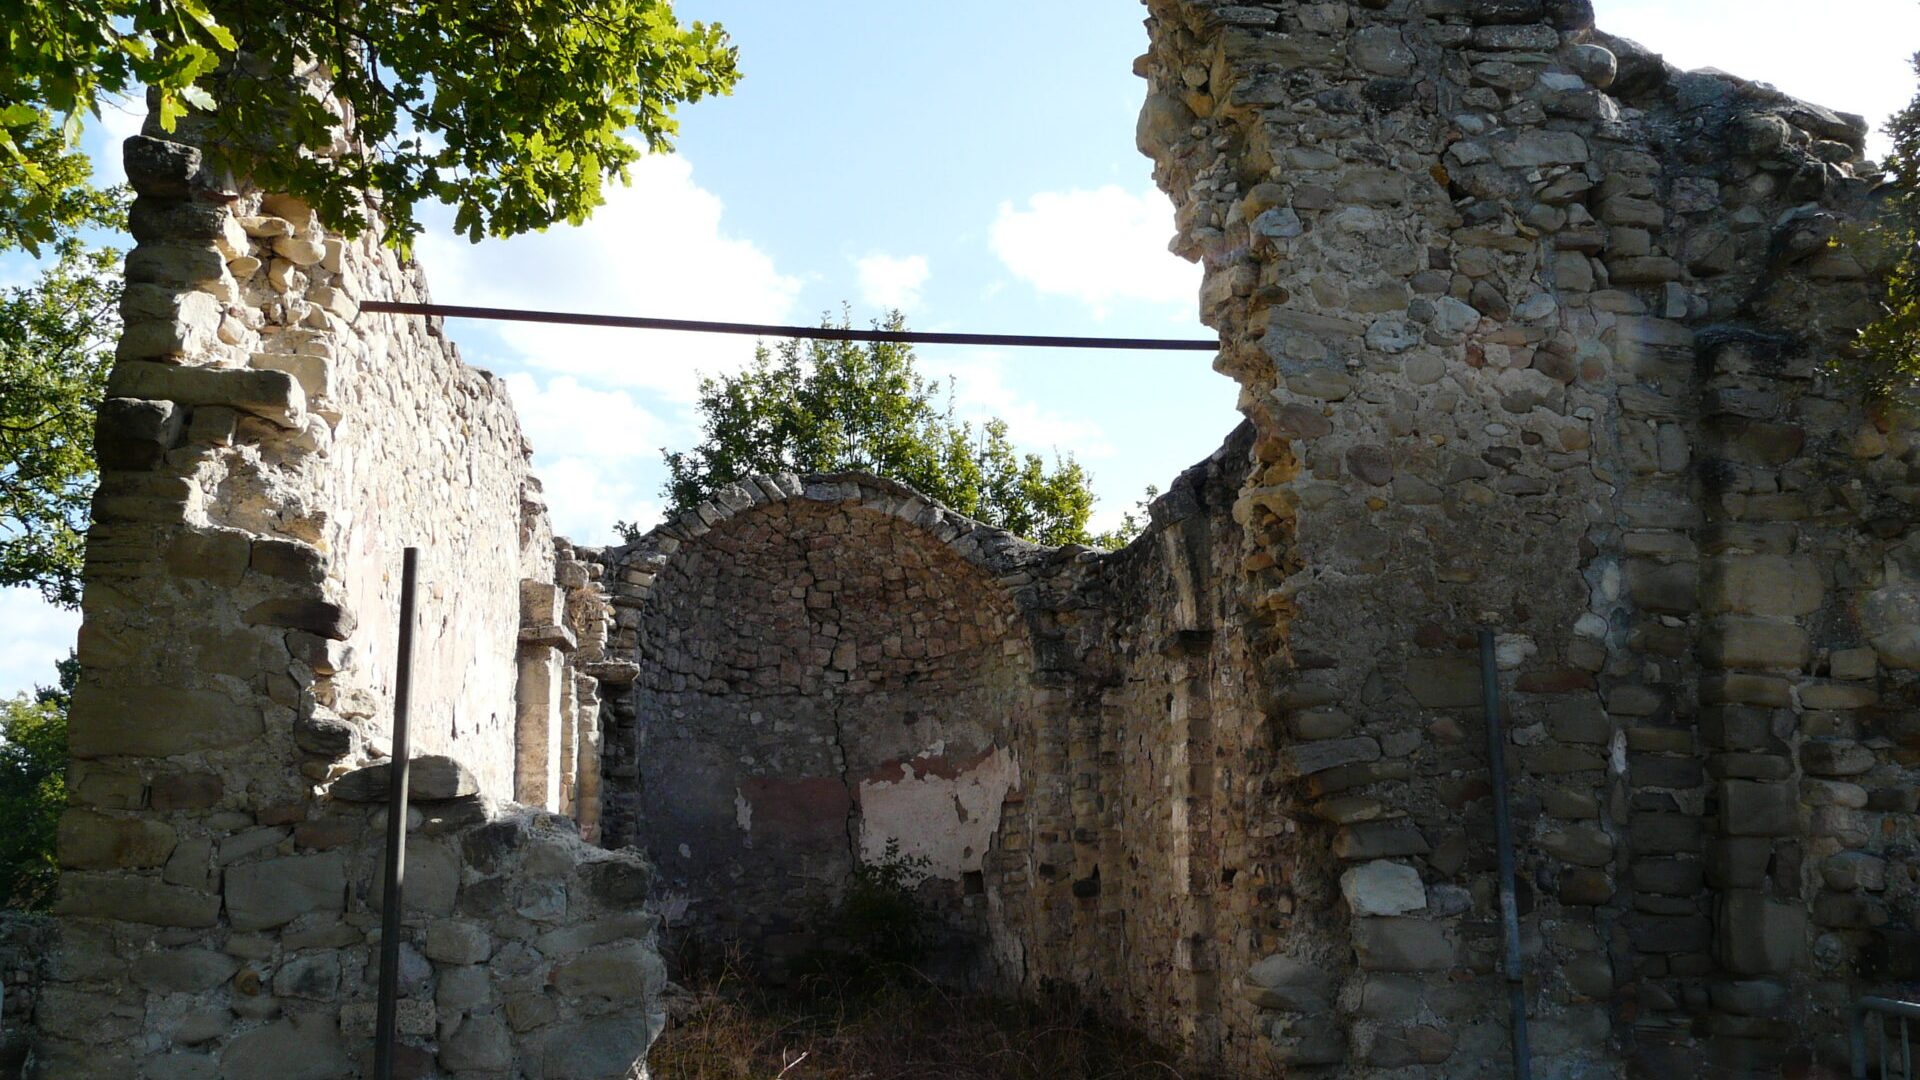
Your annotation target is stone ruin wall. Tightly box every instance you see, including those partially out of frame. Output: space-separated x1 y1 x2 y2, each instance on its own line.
1131 0 1920 1075
25 104 668 1078
19 4 1920 1078
590 432 1290 1061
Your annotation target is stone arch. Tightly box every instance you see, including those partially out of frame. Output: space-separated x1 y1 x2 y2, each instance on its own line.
596 473 1057 972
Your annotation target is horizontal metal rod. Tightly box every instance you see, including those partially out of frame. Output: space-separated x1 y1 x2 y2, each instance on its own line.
359 300 1221 352
1861 997 1920 1021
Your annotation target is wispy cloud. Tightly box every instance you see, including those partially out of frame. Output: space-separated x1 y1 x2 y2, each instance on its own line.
854 252 930 311
417 151 802 403
0 589 79 699
989 185 1200 316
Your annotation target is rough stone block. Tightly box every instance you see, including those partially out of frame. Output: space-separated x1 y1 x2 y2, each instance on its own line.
1353 918 1455 971
250 352 335 407
94 397 186 471
1626 559 1699 615
1801 739 1874 777
1705 556 1824 617
243 598 355 640
1717 891 1806 975
1341 861 1427 916
107 361 306 429
1405 656 1480 708
117 285 221 362
1823 851 1887 892
1633 858 1704 895
122 137 203 199
129 948 239 994
218 1013 350 1080
1702 619 1810 671
1245 954 1333 1012
1283 736 1381 777
1539 825 1614 867
537 1015 656 1080
57 808 178 869
1630 812 1704 854
441 1012 513 1072
165 528 252 585
55 872 220 927
67 683 264 758
1720 780 1797 837
425 919 493 965
224 851 347 930
1334 819 1431 861
1627 913 1710 953
331 756 478 803
370 839 460 918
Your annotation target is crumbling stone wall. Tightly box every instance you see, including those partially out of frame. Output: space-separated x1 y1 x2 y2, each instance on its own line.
593 476 1060 978
30 101 663 1078
0 914 52 1078
591 442 1287 1042
1131 0 1920 1075
28 5 1920 1077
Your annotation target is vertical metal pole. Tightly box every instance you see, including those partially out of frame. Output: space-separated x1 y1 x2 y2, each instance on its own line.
374 548 419 1080
1481 630 1532 1080
1854 1004 1870 1080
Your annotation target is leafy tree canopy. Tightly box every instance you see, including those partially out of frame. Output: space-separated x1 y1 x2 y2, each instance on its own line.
1 0 739 251
653 312 1115 549
1862 57 1920 385
0 659 74 911
0 204 123 606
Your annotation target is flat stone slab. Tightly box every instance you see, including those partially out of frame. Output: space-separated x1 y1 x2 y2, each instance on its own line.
331 755 479 803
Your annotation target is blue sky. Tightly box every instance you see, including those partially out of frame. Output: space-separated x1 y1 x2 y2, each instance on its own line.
4 0 1920 697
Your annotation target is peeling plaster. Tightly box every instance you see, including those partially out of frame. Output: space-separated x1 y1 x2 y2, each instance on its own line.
857 745 1019 881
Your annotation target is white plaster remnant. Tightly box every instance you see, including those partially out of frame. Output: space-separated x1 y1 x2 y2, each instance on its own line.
857 745 1018 882
734 787 754 848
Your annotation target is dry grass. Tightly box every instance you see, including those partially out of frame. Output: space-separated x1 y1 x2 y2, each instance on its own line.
648 964 1219 1080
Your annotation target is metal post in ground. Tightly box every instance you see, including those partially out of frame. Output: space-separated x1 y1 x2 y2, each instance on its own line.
1481 629 1532 1080
374 548 420 1080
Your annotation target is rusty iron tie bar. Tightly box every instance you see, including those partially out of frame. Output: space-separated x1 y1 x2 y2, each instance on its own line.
359 300 1222 352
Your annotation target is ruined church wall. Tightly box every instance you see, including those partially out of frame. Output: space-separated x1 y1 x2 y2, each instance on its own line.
1137 0 1920 1075
593 476 1063 980
31 106 661 1078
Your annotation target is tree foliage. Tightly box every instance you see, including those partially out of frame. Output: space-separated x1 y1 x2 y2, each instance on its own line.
1 0 739 251
656 313 1109 548
0 661 73 911
0 219 122 606
1861 54 1920 385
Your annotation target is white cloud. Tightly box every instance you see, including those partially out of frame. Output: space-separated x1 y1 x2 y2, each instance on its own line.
0 589 79 699
416 152 802 402
920 348 1114 461
534 457 663 546
989 186 1201 315
503 373 665 463
500 373 673 544
85 94 149 187
854 252 930 310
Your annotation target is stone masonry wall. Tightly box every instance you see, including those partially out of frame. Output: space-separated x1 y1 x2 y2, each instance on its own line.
593 476 1061 981
591 440 1288 1062
1134 0 1920 1076
30 92 664 1080
24 7 1920 1077
0 914 53 1078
